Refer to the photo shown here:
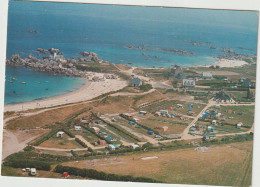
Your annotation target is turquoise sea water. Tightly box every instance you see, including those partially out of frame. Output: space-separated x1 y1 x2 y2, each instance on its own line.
5 66 86 104
5 1 259 104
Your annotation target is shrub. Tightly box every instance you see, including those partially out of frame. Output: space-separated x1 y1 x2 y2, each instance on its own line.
23 146 35 152
75 138 88 148
139 84 153 92
54 165 161 183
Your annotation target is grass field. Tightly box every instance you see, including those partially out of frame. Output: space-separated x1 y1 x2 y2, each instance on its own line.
139 115 189 135
140 99 206 117
62 141 253 186
39 134 83 149
6 104 88 130
208 105 255 127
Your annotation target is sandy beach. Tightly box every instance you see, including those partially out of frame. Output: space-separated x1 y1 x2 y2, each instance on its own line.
4 78 128 112
215 59 249 68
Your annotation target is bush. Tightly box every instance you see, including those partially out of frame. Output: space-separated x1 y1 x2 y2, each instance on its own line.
34 129 61 146
54 165 161 183
139 84 153 92
23 146 35 152
75 64 102 72
62 128 75 138
75 138 88 148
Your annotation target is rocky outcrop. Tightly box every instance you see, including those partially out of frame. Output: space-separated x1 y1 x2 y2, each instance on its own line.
78 51 99 62
6 54 86 77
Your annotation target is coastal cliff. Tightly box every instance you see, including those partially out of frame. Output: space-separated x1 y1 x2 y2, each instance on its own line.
6 49 105 77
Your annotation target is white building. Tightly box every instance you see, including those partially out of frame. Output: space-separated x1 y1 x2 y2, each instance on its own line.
56 131 65 138
131 144 140 149
201 72 213 79
74 126 82 131
108 144 119 151
182 79 195 88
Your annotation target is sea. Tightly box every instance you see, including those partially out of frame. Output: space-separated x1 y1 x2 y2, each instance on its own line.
4 1 259 104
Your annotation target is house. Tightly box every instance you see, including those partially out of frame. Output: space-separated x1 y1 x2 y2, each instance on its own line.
130 78 143 87
74 126 81 131
201 72 213 79
237 122 243 129
108 144 119 151
56 131 65 138
171 65 182 76
214 90 232 101
242 78 254 88
30 168 37 176
98 140 107 146
91 127 100 133
131 144 140 149
182 79 195 88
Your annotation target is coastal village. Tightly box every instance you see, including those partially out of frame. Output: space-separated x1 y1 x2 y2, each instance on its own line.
2 47 256 186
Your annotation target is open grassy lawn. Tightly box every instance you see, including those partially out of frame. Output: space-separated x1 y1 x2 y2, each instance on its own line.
6 104 89 130
101 123 139 143
140 99 206 117
39 134 83 149
231 91 254 103
95 125 122 144
208 105 255 127
115 117 153 137
139 115 189 135
62 141 253 186
71 128 100 145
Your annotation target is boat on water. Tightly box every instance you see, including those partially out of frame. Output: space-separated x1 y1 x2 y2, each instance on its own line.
8 80 13 83
11 77 17 81
45 88 49 90
19 81 26 84
35 81 41 84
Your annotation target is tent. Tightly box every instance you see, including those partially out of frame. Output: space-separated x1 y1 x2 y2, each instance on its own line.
168 107 173 110
147 130 154 135
188 104 194 108
106 136 112 140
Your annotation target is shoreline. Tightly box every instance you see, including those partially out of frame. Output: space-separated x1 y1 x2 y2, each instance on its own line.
190 58 249 68
4 77 128 112
3 58 249 112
